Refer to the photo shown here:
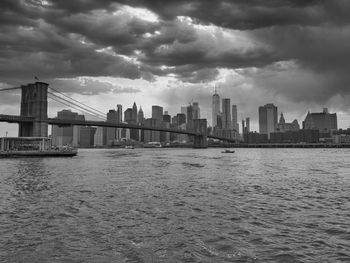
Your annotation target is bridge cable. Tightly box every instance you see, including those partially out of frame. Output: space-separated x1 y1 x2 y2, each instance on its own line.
47 94 106 121
48 87 106 117
47 91 106 120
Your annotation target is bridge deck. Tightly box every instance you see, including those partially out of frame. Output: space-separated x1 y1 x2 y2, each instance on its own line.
0 114 238 143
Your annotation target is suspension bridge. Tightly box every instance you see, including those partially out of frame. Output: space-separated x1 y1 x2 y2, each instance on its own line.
0 82 237 148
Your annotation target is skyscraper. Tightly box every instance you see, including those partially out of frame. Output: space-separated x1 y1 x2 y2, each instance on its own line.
138 106 144 124
106 109 119 145
152 105 163 123
212 90 220 127
222 98 231 129
232 105 239 132
192 102 200 120
115 104 123 141
132 102 138 123
259 103 278 139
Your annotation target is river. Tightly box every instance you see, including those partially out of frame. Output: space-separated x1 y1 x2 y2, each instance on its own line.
1 148 349 262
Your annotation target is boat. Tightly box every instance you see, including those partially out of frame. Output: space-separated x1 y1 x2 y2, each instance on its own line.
222 149 235 153
0 137 77 158
125 145 134 149
144 142 162 148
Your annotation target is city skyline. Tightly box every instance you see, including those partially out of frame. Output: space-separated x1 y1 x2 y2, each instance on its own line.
1 1 350 135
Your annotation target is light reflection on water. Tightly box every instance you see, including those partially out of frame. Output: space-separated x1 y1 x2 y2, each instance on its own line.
1 148 350 262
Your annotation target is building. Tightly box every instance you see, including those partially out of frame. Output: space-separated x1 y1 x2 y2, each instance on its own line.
79 127 96 148
192 102 200 120
177 113 186 126
303 108 337 136
152 105 163 123
106 109 119 145
277 113 300 132
94 127 106 147
116 104 123 141
212 89 220 127
143 118 160 143
232 105 239 132
221 98 231 129
138 107 144 124
259 103 278 139
51 110 85 147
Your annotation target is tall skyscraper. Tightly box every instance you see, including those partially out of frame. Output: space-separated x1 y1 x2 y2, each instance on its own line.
212 90 220 127
152 105 163 123
132 102 138 123
116 104 123 141
232 105 239 132
192 102 200 119
259 103 278 139
245 117 250 133
138 107 144 124
222 98 231 129
106 109 119 145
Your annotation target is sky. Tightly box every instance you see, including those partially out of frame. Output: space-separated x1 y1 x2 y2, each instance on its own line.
1 0 350 136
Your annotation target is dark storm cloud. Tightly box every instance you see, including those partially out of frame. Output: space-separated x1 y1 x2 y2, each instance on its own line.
1 0 350 108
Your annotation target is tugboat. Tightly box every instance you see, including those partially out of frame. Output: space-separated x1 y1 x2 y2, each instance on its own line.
0 137 77 158
222 149 235 153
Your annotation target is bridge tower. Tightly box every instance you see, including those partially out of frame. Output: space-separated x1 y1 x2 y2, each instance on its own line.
19 82 48 137
193 119 208 148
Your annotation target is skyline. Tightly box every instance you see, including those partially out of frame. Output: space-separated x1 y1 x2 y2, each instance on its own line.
1 1 350 135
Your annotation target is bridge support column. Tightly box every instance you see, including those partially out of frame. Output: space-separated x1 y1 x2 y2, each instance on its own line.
193 119 208 148
19 82 48 137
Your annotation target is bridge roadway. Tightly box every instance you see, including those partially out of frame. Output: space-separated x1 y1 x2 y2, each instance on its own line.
0 114 237 143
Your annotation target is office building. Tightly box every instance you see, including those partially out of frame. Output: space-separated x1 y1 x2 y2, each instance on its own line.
51 110 85 147
106 109 118 145
192 102 200 120
278 113 300 132
212 90 220 127
152 106 163 123
303 108 337 134
232 105 239 132
79 127 96 148
222 98 231 129
259 103 278 139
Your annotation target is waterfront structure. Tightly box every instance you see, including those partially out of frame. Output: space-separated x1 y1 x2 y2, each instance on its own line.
278 113 300 132
259 103 278 139
212 90 220 127
51 110 84 147
303 108 337 135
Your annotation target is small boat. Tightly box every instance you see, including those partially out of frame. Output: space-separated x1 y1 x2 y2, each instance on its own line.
144 142 162 148
125 145 134 149
222 149 235 153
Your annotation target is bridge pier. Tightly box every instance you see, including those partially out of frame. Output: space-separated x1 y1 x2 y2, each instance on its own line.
193 119 208 148
19 82 48 137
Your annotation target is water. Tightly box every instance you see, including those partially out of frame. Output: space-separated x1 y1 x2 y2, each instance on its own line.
1 148 350 262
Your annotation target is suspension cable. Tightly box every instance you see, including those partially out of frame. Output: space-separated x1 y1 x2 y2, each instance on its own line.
48 91 106 120
48 95 106 121
48 87 106 116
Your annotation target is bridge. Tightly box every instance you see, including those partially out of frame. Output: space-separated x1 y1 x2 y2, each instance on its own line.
0 82 238 148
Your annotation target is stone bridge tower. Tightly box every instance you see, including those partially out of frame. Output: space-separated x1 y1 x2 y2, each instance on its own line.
19 82 48 137
193 119 208 148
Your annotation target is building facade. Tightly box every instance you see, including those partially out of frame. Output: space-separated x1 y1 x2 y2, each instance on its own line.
259 103 278 139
